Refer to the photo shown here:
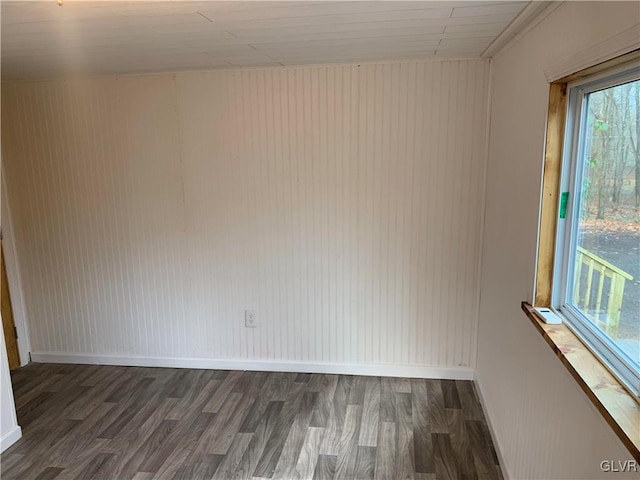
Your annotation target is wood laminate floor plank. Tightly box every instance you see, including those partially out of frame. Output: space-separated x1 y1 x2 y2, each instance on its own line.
319 375 351 455
71 452 118 480
211 433 255 480
271 391 318 480
425 379 449 434
433 433 459 480
447 409 477 480
411 378 435 474
334 404 363 480
313 454 337 480
2 363 502 480
231 401 284 480
358 378 380 448
467 419 503 480
379 378 396 423
310 375 339 428
373 421 396 480
455 380 485 421
347 376 367 406
394 392 415 480
150 443 191 480
291 426 325 480
165 371 219 421
441 380 462 410
33 466 64 480
202 370 243 413
131 473 154 480
208 393 255 455
252 383 307 478
353 446 376 480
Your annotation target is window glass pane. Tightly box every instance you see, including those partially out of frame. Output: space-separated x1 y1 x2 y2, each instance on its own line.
570 79 640 368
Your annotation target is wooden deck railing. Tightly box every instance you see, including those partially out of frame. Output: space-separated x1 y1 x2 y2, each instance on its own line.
573 246 634 337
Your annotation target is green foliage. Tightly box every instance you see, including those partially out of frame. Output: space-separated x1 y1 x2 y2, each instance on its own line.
580 80 638 221
591 117 610 132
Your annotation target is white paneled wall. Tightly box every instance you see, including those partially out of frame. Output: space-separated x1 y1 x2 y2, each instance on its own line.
476 2 639 478
1 60 489 373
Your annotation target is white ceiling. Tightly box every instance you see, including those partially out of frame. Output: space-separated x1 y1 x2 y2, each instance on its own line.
1 1 531 80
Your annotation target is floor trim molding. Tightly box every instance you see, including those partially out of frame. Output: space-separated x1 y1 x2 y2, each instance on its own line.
474 371 510 480
0 426 22 453
30 352 474 380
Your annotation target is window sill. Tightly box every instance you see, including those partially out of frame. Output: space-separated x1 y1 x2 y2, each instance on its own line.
521 301 640 462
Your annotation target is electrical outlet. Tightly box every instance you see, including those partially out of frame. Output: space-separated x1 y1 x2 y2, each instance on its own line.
245 310 257 328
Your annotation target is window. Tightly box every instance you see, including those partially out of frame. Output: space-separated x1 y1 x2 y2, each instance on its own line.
554 65 640 396
530 51 640 462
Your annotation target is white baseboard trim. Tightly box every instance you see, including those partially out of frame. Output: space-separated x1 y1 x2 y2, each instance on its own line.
474 371 510 480
30 352 474 380
0 426 22 453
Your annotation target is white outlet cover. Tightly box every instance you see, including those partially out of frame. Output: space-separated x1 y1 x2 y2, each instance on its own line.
245 310 257 328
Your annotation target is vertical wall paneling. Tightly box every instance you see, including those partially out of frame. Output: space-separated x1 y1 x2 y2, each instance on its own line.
476 3 639 478
2 60 489 372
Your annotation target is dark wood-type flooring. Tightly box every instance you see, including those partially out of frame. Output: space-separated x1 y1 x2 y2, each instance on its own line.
1 363 503 479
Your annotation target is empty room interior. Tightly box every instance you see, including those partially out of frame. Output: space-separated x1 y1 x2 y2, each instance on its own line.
1 1 639 479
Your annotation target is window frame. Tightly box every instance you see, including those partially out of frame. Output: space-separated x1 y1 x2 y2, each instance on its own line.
553 65 640 397
531 49 640 464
